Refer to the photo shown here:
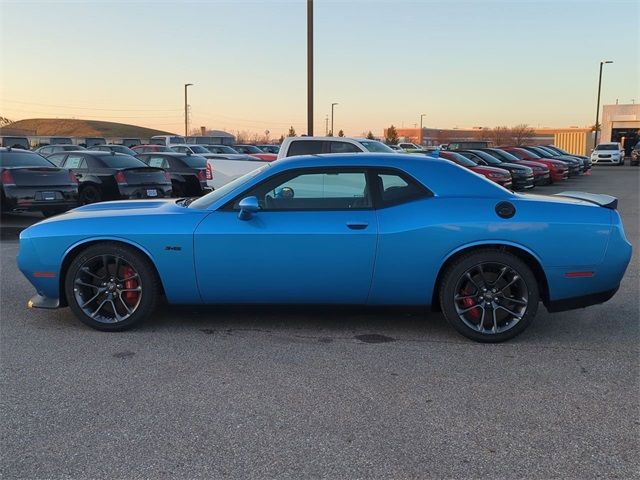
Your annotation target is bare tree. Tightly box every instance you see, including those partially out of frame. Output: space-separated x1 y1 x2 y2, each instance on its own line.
511 124 535 146
491 126 514 146
385 125 399 145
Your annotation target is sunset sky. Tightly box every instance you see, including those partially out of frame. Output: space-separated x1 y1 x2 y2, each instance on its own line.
1 0 638 138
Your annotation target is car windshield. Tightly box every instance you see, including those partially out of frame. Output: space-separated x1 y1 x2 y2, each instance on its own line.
595 144 619 151
514 149 539 159
189 163 270 209
467 150 501 165
0 152 54 167
445 152 476 167
534 146 556 156
237 145 262 154
359 140 394 153
487 149 521 162
179 155 207 168
188 145 209 154
207 145 238 154
99 154 147 168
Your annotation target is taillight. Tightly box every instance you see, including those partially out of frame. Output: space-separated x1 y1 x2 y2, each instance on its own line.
115 171 127 185
206 163 213 180
69 171 79 183
165 172 171 182
1 170 15 186
198 169 207 181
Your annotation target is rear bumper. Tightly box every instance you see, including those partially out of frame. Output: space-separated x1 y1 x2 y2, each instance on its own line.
117 184 172 199
28 294 60 309
545 287 618 313
2 185 78 212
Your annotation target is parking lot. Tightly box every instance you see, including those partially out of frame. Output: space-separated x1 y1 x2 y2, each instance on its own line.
1 166 638 478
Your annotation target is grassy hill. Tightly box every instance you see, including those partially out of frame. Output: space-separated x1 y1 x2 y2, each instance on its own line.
2 118 174 138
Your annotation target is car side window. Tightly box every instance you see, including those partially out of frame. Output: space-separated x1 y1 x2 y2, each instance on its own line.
329 142 360 153
286 140 324 157
375 171 431 208
237 170 371 211
64 155 86 169
47 153 67 166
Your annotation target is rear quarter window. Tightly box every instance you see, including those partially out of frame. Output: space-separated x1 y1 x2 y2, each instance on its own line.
0 152 54 167
286 140 324 157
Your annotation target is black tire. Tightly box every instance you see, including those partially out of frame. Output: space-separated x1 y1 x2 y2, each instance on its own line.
80 185 102 204
439 249 539 343
64 242 160 331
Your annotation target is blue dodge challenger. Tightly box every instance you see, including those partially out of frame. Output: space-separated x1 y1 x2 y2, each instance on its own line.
17 154 632 342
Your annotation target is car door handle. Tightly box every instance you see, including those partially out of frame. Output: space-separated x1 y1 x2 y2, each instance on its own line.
346 222 368 230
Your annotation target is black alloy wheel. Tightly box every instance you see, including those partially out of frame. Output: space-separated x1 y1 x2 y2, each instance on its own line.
440 249 539 342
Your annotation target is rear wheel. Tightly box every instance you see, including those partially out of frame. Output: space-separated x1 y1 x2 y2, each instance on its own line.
439 249 539 342
172 182 186 197
80 185 102 204
42 209 63 218
64 242 160 331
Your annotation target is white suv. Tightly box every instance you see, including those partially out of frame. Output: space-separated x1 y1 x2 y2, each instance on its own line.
591 142 625 166
278 136 394 159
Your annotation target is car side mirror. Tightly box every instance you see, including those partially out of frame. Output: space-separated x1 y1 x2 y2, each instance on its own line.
238 196 260 220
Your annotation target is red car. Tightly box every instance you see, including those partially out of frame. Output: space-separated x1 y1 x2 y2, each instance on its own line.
232 145 277 162
500 147 568 183
439 151 512 188
131 145 174 153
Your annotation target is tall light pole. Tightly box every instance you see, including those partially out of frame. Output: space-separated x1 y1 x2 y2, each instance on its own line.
331 102 338 136
420 113 426 145
307 0 313 136
184 83 193 137
594 61 612 149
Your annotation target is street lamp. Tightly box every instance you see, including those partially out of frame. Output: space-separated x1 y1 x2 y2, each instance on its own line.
307 0 314 136
594 61 613 149
420 113 426 145
331 102 338 136
184 83 193 137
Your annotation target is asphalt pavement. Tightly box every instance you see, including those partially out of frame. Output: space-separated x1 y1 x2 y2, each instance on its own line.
1 167 638 479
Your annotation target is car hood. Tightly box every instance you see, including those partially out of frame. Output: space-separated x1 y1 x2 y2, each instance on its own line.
471 165 510 175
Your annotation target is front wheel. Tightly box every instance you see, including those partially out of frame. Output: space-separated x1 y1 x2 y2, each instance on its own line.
439 250 539 342
64 242 160 331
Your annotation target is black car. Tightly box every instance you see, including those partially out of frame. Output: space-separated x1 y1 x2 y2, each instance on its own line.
520 146 582 176
0 147 79 216
479 148 551 185
535 145 590 173
631 141 640 166
53 151 172 204
135 152 209 197
542 145 592 171
35 145 86 155
205 144 241 154
458 150 535 190
88 144 138 156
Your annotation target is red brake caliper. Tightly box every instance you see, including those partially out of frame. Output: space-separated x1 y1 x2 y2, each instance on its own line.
461 286 481 320
122 266 138 304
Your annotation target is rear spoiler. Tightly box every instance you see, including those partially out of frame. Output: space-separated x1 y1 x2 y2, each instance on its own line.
555 191 618 210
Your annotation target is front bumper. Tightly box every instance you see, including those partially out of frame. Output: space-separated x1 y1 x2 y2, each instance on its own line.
511 175 535 190
550 170 569 182
533 173 551 185
545 287 618 313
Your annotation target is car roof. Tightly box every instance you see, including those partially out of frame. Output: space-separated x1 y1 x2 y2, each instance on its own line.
0 147 37 153
135 151 192 157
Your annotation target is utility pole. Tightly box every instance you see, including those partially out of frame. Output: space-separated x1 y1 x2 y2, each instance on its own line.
331 102 338 136
594 61 612 149
325 115 329 135
307 0 313 136
420 113 426 145
184 83 193 137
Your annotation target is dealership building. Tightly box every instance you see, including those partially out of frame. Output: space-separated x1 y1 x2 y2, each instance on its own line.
386 104 640 155
599 103 640 152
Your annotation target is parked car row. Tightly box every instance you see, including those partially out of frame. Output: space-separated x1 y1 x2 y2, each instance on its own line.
0 134 607 218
